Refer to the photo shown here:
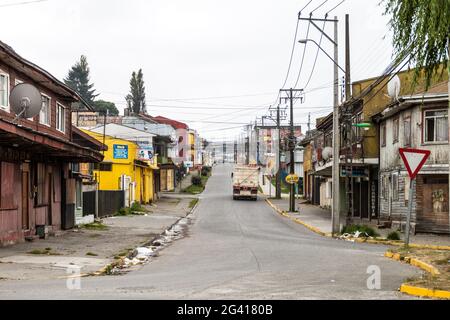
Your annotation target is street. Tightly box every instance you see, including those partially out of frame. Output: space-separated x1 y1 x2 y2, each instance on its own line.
0 164 419 299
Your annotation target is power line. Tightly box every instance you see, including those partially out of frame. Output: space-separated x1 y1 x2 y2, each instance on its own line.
310 0 329 14
293 20 312 88
0 0 48 7
325 0 346 15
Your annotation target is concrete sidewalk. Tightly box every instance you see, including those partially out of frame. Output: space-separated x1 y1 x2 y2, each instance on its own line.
0 196 194 281
267 198 450 247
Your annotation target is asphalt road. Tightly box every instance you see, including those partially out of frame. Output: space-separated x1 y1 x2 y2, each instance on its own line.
0 164 419 299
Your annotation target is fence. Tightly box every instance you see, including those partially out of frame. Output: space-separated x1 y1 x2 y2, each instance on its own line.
82 190 125 218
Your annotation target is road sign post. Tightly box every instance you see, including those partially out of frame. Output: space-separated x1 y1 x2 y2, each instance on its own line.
399 148 431 246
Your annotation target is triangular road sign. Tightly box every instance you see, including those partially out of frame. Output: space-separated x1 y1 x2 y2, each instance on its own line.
399 148 431 180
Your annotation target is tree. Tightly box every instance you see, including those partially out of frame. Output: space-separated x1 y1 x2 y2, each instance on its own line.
126 69 146 115
92 100 119 116
382 0 449 89
64 55 98 105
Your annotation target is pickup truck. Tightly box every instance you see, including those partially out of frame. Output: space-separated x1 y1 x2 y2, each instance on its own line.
232 166 260 201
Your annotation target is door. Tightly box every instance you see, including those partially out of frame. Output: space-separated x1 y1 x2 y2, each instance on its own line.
418 176 449 233
21 171 29 230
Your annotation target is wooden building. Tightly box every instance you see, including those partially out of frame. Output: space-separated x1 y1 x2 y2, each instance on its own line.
0 40 104 245
373 83 449 234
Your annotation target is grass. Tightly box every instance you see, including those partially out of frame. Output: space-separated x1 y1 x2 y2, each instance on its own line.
114 202 149 216
28 248 61 256
80 222 109 231
189 198 199 209
183 174 210 195
86 252 98 257
388 247 450 291
387 231 401 241
341 224 380 238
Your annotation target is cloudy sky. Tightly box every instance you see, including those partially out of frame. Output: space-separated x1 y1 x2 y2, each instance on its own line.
1 0 394 141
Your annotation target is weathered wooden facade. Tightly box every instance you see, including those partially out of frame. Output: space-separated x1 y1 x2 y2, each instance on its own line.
0 41 103 245
373 84 449 234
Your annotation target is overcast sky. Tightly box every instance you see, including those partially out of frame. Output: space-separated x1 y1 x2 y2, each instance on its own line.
1 0 394 141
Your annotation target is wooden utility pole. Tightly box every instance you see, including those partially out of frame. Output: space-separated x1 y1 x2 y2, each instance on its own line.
280 88 304 212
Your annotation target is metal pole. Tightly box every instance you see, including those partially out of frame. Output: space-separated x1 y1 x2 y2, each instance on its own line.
345 14 351 100
331 16 340 235
405 178 415 246
289 88 295 212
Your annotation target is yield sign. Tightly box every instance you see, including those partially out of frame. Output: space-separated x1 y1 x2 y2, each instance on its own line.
399 148 431 180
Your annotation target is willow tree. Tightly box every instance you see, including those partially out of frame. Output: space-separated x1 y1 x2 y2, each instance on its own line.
383 0 449 88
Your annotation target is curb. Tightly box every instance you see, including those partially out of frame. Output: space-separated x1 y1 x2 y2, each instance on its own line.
400 284 450 299
384 251 449 299
384 251 440 276
265 199 450 251
265 199 332 237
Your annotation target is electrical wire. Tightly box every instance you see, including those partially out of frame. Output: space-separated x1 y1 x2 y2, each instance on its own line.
0 0 48 7
310 0 329 14
325 0 345 15
293 21 312 89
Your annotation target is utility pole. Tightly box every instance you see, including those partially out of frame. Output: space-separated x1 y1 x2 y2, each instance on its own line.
280 88 304 212
331 16 341 235
275 104 282 199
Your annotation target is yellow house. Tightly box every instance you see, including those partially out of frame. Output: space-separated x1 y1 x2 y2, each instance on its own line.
82 130 157 205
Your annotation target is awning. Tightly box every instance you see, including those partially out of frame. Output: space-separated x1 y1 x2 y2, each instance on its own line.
0 118 104 163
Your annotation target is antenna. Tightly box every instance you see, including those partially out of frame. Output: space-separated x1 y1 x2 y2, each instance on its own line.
387 75 401 100
10 83 42 124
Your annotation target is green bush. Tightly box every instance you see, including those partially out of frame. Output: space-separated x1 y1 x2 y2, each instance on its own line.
341 224 380 238
131 202 146 212
191 175 203 186
201 166 212 176
387 231 401 241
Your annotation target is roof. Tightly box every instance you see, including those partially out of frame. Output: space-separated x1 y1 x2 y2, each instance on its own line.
372 91 449 123
152 116 189 130
0 40 93 111
72 126 108 151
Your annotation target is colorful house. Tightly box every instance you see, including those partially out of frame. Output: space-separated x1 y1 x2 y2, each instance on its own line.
83 126 158 206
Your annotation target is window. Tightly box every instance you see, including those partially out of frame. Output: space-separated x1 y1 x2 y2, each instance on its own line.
40 94 51 125
403 114 411 146
0 71 9 111
94 162 113 171
56 103 65 132
391 173 399 201
381 124 386 147
393 117 399 143
424 109 448 143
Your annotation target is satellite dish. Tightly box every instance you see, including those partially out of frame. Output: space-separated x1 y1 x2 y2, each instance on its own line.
387 75 401 99
10 83 42 119
322 147 333 161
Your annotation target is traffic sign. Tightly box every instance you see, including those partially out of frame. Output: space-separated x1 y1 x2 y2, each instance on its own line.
399 148 431 180
285 174 299 184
